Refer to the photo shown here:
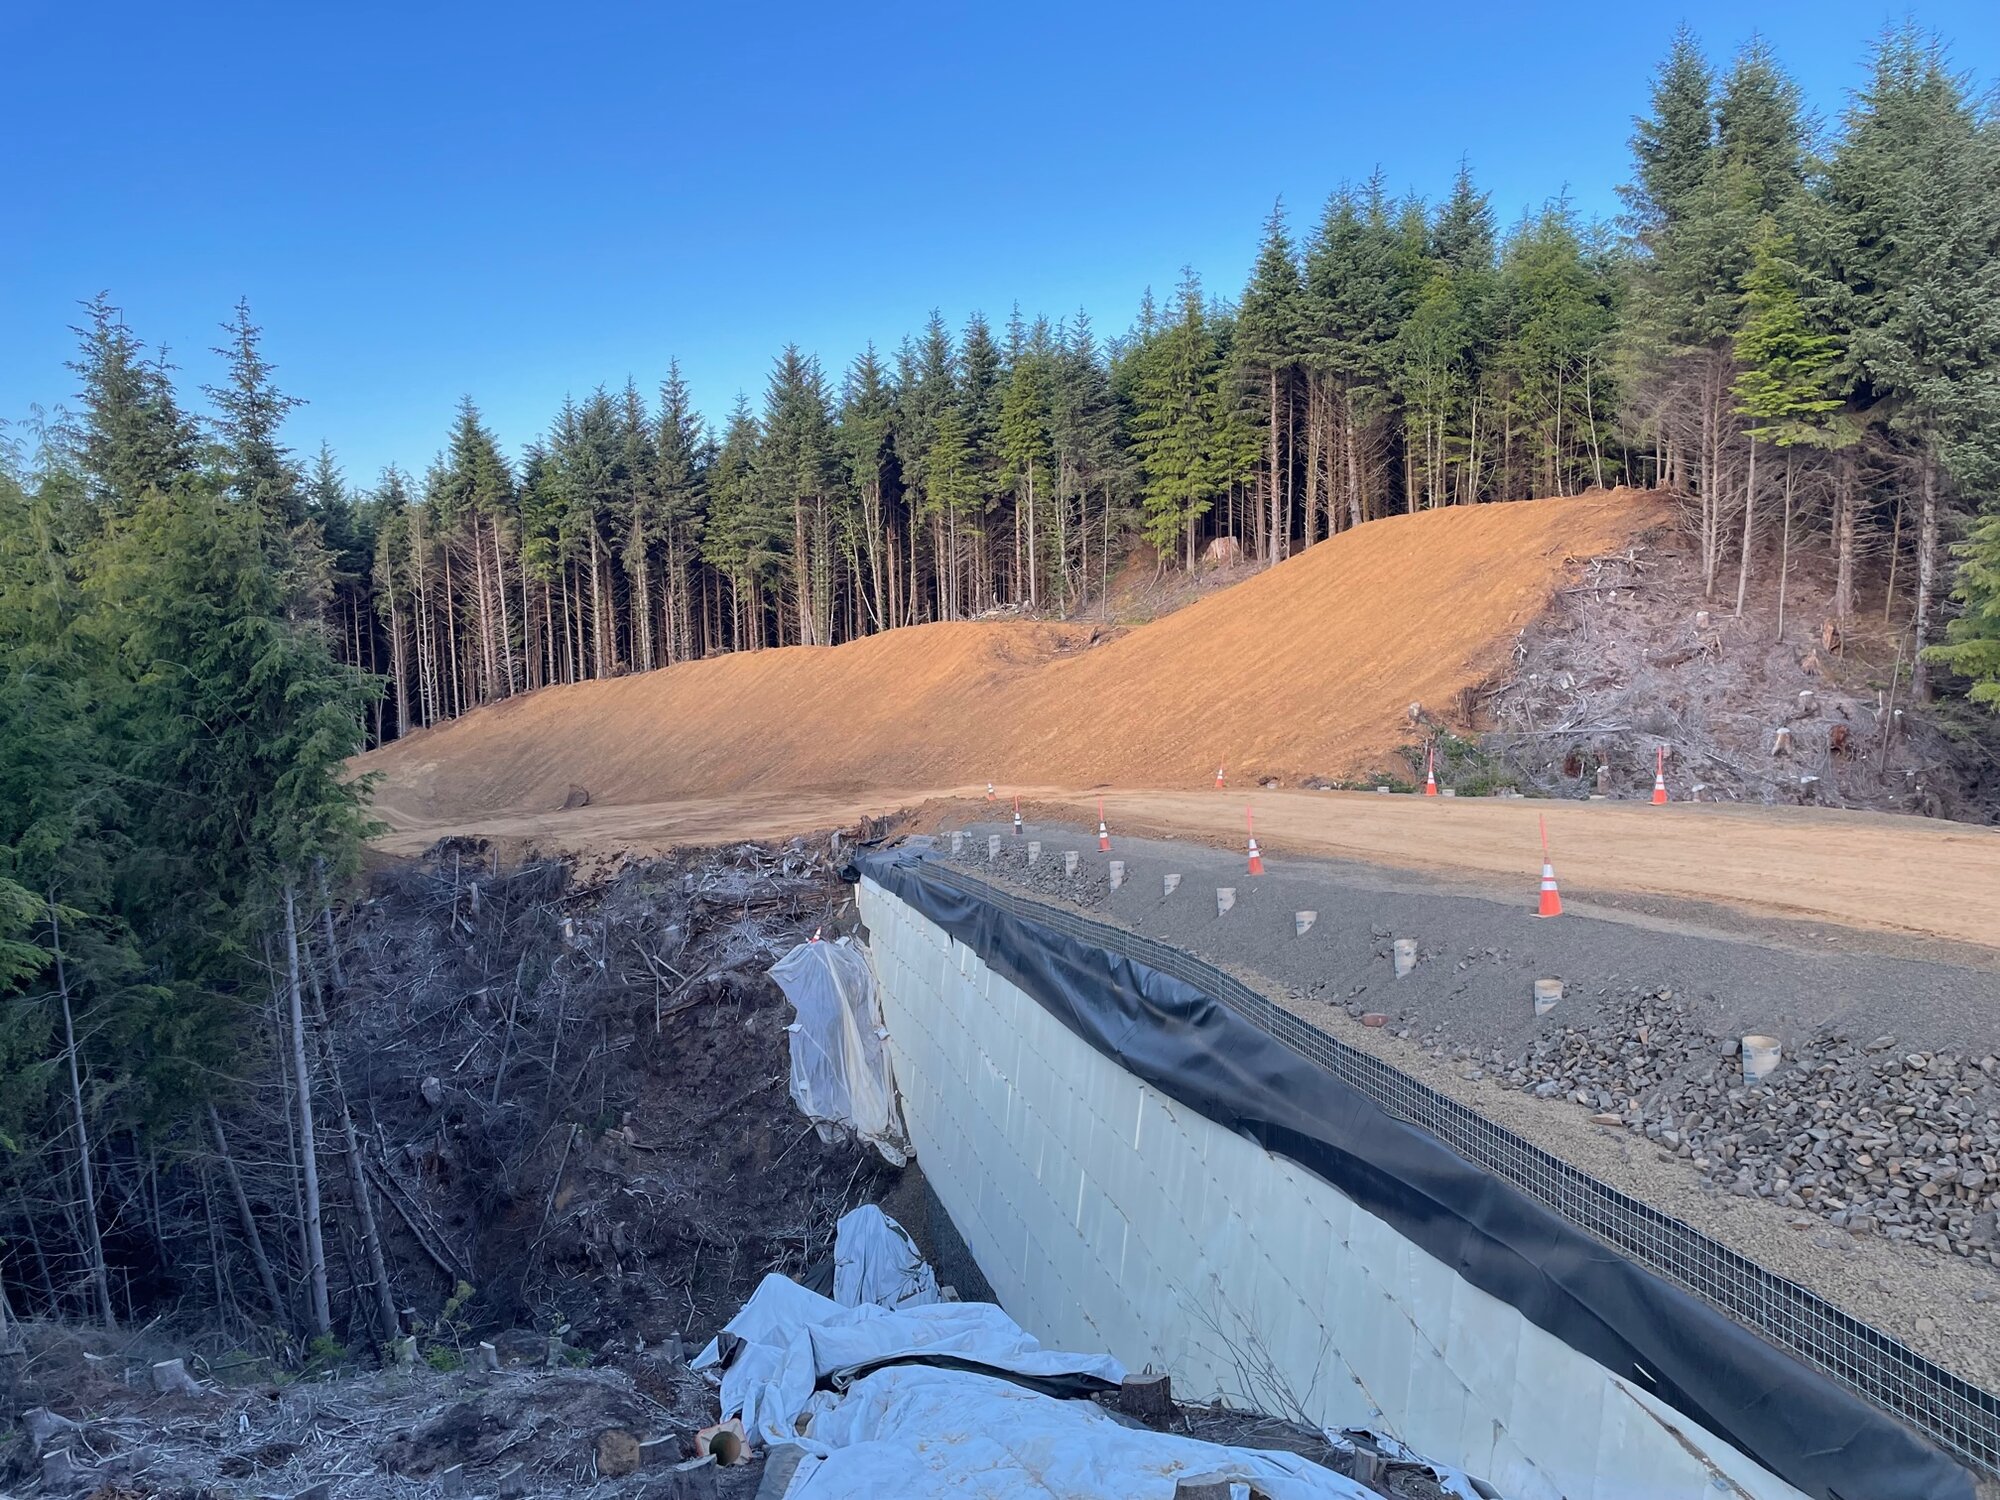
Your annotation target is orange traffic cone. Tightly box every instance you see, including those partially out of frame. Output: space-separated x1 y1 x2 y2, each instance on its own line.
1215 765 1226 791
1013 797 1023 836
1424 744 1439 796
986 781 996 802
1651 748 1669 805
1537 860 1563 917
1097 797 1111 853
1535 814 1562 917
1245 805 1264 874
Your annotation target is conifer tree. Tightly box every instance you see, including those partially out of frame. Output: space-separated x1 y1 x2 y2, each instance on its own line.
66 294 200 518
1731 222 1843 623
1238 202 1304 558
998 328 1055 604
1830 28 2000 696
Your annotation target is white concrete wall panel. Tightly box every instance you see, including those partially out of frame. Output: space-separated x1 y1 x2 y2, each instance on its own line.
860 877 1811 1500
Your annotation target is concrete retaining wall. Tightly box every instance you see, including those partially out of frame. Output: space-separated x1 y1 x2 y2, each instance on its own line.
859 875 1810 1500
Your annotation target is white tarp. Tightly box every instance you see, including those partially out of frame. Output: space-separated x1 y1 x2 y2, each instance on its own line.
693 1264 1373 1500
831 1204 938 1310
692 1272 1124 1450
770 937 909 1165
790 1365 1377 1499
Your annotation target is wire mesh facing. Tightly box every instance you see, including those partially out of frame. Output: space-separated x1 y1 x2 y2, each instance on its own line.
918 861 2000 1480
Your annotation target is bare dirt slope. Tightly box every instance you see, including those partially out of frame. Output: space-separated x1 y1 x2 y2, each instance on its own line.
361 489 1659 825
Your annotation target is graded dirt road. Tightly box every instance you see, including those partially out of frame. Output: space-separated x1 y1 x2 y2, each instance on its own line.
1071 787 2000 954
371 780 2000 954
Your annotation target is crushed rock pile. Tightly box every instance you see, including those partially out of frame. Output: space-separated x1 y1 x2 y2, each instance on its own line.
1408 990 2000 1265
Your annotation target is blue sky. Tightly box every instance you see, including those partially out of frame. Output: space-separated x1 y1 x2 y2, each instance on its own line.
2 1 1994 485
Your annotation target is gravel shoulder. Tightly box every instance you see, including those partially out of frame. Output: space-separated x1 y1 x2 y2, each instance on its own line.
933 817 2000 1396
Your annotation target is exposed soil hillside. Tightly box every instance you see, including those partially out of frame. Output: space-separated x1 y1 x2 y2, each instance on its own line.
1486 528 2000 820
361 489 1660 825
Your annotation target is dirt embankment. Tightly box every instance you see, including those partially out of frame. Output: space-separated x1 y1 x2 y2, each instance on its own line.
358 490 1660 825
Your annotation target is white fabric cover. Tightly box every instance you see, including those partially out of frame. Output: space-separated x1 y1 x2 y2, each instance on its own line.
831 1204 938 1310
692 1272 1124 1450
693 1271 1373 1499
790 1365 1377 1499
770 937 909 1165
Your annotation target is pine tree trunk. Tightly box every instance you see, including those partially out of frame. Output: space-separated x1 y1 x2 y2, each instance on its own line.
283 885 332 1339
48 898 116 1328
1833 450 1856 623
588 528 608 679
388 578 410 739
1700 355 1725 599
1735 434 1758 617
1883 498 1903 627
443 547 463 717
1776 452 1795 644
494 517 516 694
1345 393 1363 531
472 519 497 702
1266 369 1281 565
794 499 812 645
1912 451 1940 702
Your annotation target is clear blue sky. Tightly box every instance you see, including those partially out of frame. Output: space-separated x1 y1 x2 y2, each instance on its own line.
2 1 1993 485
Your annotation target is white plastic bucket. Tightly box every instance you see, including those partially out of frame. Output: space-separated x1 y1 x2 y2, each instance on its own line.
1742 1035 1782 1083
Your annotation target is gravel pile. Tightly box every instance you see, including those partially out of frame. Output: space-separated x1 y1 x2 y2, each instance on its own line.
1403 987 2000 1265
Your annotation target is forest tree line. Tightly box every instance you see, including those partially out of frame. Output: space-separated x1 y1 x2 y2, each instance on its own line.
0 22 1998 1347
292 26 1999 742
30 29 2000 751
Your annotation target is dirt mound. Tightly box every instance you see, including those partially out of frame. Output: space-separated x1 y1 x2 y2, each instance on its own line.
359 491 1659 824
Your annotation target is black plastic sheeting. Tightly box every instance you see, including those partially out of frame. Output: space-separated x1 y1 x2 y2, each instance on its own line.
854 846 1974 1500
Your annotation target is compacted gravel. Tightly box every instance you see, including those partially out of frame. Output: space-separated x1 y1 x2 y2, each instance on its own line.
936 818 2000 1394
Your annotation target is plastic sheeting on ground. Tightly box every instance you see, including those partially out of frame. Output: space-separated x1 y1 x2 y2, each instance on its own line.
831 1204 938 1310
693 1265 1374 1500
770 936 909 1165
692 1272 1125 1450
786 1364 1378 1499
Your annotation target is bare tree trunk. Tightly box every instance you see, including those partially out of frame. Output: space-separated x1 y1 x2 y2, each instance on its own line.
209 1105 287 1327
47 898 115 1329
493 515 516 694
1832 449 1856 622
794 499 813 645
1883 498 1903 627
284 885 332 1339
442 546 462 717
1735 434 1758 617
472 518 497 702
588 528 609 679
1912 451 1940 702
1777 451 1795 644
307 961 398 1343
